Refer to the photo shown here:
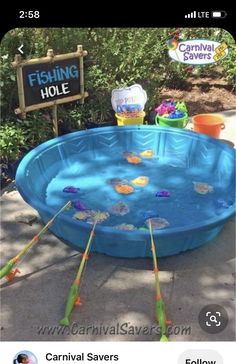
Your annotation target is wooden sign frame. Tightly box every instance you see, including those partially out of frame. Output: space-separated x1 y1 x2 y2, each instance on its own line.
12 45 88 136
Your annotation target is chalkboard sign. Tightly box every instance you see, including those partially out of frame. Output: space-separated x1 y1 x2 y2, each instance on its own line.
12 46 88 136
22 58 81 107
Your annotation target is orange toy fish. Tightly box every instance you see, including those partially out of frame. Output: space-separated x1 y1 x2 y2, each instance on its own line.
114 184 134 194
126 155 142 164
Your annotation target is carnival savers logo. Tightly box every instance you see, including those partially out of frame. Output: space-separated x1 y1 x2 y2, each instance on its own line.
167 39 229 65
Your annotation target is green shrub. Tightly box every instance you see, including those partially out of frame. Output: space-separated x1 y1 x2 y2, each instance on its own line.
0 54 18 120
57 105 85 130
0 123 26 162
21 114 54 147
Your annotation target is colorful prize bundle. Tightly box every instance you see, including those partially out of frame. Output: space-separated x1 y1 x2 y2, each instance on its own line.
155 100 188 120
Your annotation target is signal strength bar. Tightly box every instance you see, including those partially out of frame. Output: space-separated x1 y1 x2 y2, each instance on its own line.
185 11 196 18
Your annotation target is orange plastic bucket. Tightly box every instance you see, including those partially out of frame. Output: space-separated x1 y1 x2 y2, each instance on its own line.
192 114 225 138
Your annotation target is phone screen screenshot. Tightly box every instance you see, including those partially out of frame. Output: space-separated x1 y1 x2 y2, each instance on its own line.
0 7 235 364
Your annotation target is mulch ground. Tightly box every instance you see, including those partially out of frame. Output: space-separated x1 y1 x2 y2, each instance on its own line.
160 76 236 116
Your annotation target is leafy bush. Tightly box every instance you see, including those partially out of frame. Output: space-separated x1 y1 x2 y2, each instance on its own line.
0 54 18 120
57 105 85 130
21 113 54 147
0 123 26 163
0 112 53 165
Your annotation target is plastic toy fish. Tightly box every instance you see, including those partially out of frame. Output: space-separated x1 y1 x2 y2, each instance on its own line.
74 211 89 220
114 223 136 230
156 190 170 197
126 155 142 164
123 151 135 158
63 186 80 193
145 217 169 229
193 182 214 195
86 211 110 224
74 210 109 223
131 176 149 187
109 202 130 216
72 200 87 211
114 184 134 194
107 178 129 186
139 150 154 158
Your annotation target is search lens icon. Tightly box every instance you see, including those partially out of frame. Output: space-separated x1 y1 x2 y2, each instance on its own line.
198 304 229 334
210 315 217 323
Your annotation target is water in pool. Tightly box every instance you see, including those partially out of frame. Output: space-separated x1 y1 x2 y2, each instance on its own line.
46 149 232 230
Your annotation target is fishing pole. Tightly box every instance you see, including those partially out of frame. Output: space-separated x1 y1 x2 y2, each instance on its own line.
148 219 171 342
59 218 98 326
0 201 71 281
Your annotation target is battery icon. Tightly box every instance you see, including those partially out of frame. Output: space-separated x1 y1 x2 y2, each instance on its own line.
211 10 227 18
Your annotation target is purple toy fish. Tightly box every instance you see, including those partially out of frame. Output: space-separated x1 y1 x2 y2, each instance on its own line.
123 151 136 158
72 200 87 211
156 190 170 197
63 186 80 193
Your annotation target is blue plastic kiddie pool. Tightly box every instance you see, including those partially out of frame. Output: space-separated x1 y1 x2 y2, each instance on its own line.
16 126 235 257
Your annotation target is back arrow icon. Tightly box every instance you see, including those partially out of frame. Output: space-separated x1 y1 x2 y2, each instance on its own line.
18 44 24 54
